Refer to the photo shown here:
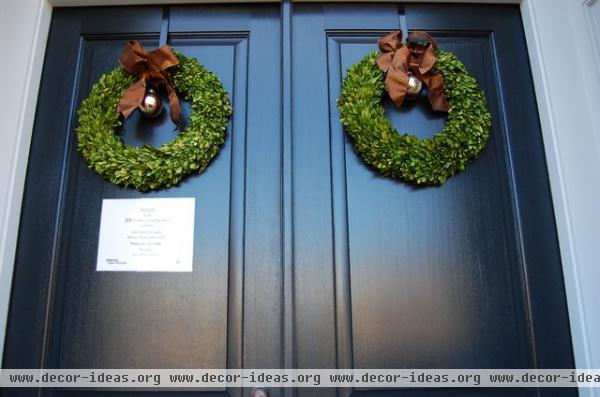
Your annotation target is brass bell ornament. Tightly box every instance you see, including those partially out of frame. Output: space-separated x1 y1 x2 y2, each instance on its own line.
139 87 163 118
405 73 423 100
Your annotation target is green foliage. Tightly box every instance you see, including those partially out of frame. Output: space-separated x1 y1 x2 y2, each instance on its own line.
337 51 491 185
75 52 232 191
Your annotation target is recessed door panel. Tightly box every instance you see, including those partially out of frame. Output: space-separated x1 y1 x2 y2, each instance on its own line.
56 35 242 370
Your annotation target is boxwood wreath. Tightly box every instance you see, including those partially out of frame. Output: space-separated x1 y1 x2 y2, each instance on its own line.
337 35 492 185
76 50 232 191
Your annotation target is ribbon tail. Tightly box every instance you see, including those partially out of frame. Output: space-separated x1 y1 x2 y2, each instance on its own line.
421 73 449 112
166 84 181 127
117 78 147 118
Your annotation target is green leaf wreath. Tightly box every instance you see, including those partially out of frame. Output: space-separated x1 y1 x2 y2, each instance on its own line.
337 50 491 185
76 52 232 191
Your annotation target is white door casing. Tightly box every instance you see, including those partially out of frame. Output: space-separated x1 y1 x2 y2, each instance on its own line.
0 3 598 397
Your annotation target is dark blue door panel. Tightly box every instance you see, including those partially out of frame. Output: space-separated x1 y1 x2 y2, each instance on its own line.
290 3 574 397
3 5 281 397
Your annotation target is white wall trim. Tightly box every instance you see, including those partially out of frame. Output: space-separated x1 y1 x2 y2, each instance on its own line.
583 0 600 76
520 0 595 386
0 3 598 393
581 0 600 155
520 6 600 397
0 0 52 365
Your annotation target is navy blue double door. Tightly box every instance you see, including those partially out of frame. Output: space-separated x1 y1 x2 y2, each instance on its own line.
3 3 575 397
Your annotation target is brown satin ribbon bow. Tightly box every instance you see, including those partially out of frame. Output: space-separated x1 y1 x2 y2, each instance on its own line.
117 40 181 126
376 30 449 112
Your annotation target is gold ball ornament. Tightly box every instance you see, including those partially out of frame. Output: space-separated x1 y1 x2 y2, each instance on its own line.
139 87 163 118
405 74 423 100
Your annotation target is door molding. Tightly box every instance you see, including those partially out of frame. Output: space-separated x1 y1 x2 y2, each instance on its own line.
1 1 598 393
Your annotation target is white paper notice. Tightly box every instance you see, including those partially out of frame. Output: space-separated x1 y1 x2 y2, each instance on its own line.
96 198 195 272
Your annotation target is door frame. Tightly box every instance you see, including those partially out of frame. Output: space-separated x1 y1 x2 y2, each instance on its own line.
1 0 599 392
